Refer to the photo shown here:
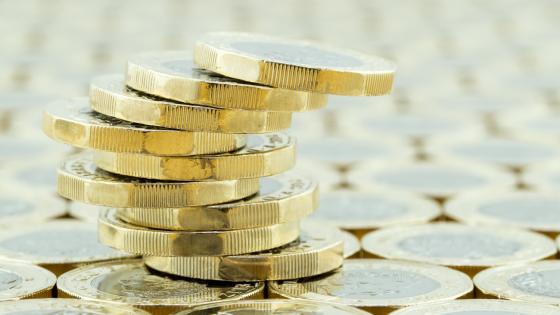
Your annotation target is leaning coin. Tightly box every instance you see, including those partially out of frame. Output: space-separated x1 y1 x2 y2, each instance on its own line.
126 51 326 111
0 220 133 275
195 32 396 96
99 209 299 256
0 298 150 314
57 259 263 314
269 259 473 314
0 261 56 300
362 222 556 276
43 98 246 156
0 187 65 227
391 299 560 315
91 74 293 133
94 133 295 181
117 173 317 230
57 154 259 208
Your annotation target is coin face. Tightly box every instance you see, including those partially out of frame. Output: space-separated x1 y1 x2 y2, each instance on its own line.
0 188 65 226
341 230 361 258
0 298 151 314
524 163 560 192
269 259 472 311
0 137 65 165
68 201 102 222
0 261 56 300
391 299 560 315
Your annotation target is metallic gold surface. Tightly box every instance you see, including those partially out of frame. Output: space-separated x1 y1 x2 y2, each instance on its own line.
0 298 151 314
0 261 56 300
57 154 259 208
391 299 560 315
126 51 326 111
0 187 65 227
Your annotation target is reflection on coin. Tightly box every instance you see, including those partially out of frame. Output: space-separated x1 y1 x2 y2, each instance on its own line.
362 223 556 275
0 188 65 226
0 220 133 275
0 261 56 300
68 201 102 222
342 230 361 258
0 298 150 314
391 299 560 315
269 259 473 314
57 259 264 313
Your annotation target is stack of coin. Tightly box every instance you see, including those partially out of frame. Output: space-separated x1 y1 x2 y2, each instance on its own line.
41 32 395 311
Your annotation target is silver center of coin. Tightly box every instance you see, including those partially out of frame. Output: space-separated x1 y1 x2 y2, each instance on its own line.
451 141 555 164
16 166 56 187
509 269 560 298
479 199 560 224
298 139 391 162
0 199 33 217
311 195 406 221
447 312 526 315
365 116 458 136
6 312 99 315
374 169 485 191
258 177 284 196
0 269 22 291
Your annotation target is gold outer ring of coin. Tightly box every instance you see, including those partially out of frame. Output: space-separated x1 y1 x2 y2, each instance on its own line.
390 299 560 315
57 154 259 208
175 299 371 315
116 173 318 231
99 209 300 256
90 74 293 133
194 32 396 96
126 51 327 111
43 98 247 156
144 221 343 281
0 261 56 300
56 259 264 314
0 298 151 315
93 133 295 181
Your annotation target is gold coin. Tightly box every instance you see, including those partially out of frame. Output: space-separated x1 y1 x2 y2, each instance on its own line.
0 220 133 276
0 298 150 314
341 230 361 258
391 299 560 315
194 32 395 96
43 98 246 156
144 220 343 281
0 187 65 227
99 209 299 256
117 173 317 230
93 133 295 181
269 259 473 314
175 299 371 315
91 74 293 133
57 154 259 208
57 259 264 314
126 51 326 111
0 261 56 300
361 222 556 276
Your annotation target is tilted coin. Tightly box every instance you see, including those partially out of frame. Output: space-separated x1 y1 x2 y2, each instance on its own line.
0 261 56 300
99 209 299 256
176 299 371 315
0 298 150 314
94 133 295 181
126 51 326 111
0 187 65 226
524 162 560 192
57 154 259 208
43 98 246 156
391 299 560 315
68 201 101 222
361 223 556 276
194 32 396 96
117 173 317 230
91 74 293 133
269 259 473 314
144 220 343 281
341 230 361 258
57 259 264 314
0 220 133 275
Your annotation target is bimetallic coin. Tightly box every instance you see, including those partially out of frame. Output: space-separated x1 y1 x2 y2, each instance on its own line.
362 223 556 276
269 259 473 314
391 299 560 315
99 209 299 256
144 221 343 281
0 187 65 226
342 230 361 258
292 159 344 191
68 201 101 222
57 259 264 313
524 163 560 192
57 154 259 208
0 298 150 314
0 261 56 300
176 299 371 315
43 98 246 156
93 133 295 181
0 220 133 275
194 32 396 96
126 51 326 111
117 173 317 231
90 74 293 133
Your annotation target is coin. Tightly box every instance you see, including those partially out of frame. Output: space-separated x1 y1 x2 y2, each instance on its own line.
0 137 66 166
93 133 295 181
1 160 59 193
175 299 371 315
0 187 65 226
68 201 101 222
43 98 246 156
91 74 293 133
126 51 326 111
0 261 56 300
0 220 133 275
341 230 361 258
57 259 264 313
391 299 560 315
524 162 560 192
144 220 342 281
57 154 259 207
361 222 556 276
117 173 317 230
194 32 396 96
99 209 299 256
0 298 150 314
269 259 473 314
